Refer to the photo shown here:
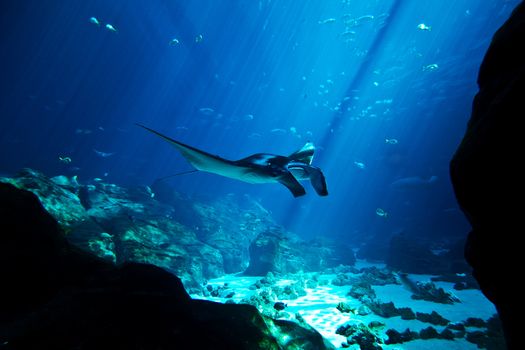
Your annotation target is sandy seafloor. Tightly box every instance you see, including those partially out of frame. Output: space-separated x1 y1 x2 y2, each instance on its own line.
191 260 497 349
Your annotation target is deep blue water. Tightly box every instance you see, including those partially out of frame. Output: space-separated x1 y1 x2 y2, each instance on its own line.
0 0 520 244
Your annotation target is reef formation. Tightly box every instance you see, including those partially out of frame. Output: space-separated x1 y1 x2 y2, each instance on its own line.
1 169 352 292
0 181 334 349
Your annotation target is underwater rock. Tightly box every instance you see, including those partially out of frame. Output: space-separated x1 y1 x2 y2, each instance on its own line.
347 281 376 302
462 315 506 349
331 273 354 286
397 307 416 320
399 273 460 304
384 328 418 344
0 169 106 253
357 304 372 316
192 193 275 274
386 234 448 274
359 266 399 286
419 326 440 340
2 169 282 288
281 281 307 299
0 182 334 349
244 227 355 276
431 272 479 291
410 281 460 304
464 317 487 328
367 301 400 318
449 3 524 348
415 311 450 326
336 323 383 350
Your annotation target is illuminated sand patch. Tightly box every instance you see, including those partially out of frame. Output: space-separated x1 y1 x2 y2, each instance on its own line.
191 264 498 349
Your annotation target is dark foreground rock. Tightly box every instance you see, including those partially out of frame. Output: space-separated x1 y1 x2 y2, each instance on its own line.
0 183 334 350
450 3 524 349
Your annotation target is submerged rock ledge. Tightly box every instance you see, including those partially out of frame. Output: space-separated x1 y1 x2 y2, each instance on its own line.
0 182 334 349
0 168 354 291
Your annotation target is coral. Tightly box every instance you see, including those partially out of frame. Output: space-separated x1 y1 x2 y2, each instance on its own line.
0 182 334 349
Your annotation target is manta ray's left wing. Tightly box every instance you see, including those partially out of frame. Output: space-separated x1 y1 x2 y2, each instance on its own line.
136 124 241 176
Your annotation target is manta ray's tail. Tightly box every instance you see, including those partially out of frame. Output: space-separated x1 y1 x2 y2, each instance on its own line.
289 142 315 165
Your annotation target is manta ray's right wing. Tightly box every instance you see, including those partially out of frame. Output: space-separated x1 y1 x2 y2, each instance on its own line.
278 172 307 197
136 124 237 175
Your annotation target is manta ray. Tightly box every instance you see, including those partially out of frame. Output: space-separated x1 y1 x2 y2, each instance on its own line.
137 124 328 197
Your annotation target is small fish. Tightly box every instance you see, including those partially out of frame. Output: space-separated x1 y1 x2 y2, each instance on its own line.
89 17 100 26
75 128 92 135
243 114 254 121
385 138 398 145
195 34 203 43
273 302 287 311
357 15 375 22
353 161 365 169
169 38 180 46
105 24 117 33
199 107 215 115
145 186 155 198
72 175 79 185
422 63 439 72
319 18 336 24
93 177 103 182
376 208 388 218
340 29 356 37
417 23 432 31
289 126 297 134
93 149 115 158
270 128 286 135
456 273 467 277
100 232 112 239
59 156 72 164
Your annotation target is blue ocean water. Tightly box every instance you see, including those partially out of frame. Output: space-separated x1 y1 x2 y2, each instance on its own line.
0 0 519 244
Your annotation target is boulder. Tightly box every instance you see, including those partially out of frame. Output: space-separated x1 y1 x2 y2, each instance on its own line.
152 181 273 274
0 182 334 350
244 228 355 275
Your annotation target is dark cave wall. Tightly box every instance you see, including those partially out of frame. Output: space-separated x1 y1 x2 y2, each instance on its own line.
450 2 525 349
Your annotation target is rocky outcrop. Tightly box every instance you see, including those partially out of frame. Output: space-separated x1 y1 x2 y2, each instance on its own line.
0 182 335 350
386 234 451 274
151 180 274 274
450 3 524 349
244 228 355 275
1 169 225 288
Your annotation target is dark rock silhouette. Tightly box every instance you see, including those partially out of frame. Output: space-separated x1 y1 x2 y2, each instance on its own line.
0 182 334 349
450 2 524 349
